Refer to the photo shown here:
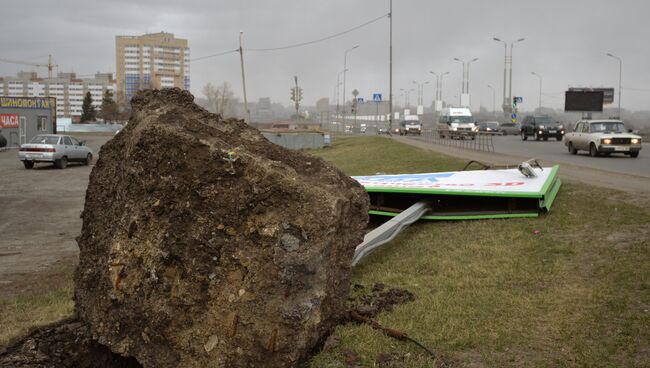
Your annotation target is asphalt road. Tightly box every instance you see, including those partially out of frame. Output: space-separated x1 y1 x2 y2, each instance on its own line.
491 135 650 178
0 133 113 279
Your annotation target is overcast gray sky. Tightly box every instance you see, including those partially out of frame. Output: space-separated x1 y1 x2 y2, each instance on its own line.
1 0 648 111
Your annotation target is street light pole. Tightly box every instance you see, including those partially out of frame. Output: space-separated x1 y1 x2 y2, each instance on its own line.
439 71 449 106
487 84 495 114
335 70 345 118
453 58 466 95
531 72 542 110
508 38 525 107
606 53 622 118
493 38 507 111
466 58 479 98
412 80 429 106
493 37 524 112
389 0 393 131
429 71 439 101
342 45 359 120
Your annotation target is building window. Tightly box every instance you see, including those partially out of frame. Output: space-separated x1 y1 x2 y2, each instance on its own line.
37 116 48 131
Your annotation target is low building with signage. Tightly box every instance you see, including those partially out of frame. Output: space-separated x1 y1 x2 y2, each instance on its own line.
0 96 56 147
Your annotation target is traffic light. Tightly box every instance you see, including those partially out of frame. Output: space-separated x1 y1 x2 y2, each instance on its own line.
512 96 518 108
297 87 303 102
290 88 296 102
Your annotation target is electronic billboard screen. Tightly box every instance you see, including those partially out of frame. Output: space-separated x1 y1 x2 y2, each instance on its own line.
565 91 604 112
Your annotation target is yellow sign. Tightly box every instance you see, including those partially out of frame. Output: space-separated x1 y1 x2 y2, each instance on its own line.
511 118 517 123
0 97 51 109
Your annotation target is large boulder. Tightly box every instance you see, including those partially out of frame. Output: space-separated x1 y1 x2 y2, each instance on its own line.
74 88 369 367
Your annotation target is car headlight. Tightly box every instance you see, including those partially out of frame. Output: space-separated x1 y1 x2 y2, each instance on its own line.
538 130 543 134
561 130 565 134
602 138 612 145
631 138 641 144
472 127 479 131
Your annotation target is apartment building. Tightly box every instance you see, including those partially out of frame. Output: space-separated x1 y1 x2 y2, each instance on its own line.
0 72 116 118
115 32 190 102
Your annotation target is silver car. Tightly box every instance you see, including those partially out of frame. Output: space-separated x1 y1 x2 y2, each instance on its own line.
18 134 94 169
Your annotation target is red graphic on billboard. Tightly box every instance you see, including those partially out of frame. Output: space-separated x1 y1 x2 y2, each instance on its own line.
0 114 20 128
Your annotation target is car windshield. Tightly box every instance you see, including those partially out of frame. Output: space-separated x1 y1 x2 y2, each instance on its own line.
449 116 472 124
401 121 420 126
590 122 626 133
501 123 516 127
29 135 59 144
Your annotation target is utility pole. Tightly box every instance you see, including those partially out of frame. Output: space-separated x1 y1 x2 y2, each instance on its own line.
606 53 622 119
388 0 393 131
238 31 251 123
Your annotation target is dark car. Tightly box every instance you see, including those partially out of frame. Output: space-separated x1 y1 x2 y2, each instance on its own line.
478 121 502 134
499 122 521 135
520 115 565 141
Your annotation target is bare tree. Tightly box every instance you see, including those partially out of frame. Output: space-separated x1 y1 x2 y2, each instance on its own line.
202 82 235 117
202 83 219 113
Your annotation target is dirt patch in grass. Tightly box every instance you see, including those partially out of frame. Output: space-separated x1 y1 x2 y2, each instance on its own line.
349 283 416 318
0 318 141 368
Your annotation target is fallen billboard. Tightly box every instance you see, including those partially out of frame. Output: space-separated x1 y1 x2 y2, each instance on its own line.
353 166 561 219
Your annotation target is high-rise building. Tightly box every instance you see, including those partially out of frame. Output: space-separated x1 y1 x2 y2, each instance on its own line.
115 32 190 102
0 72 115 119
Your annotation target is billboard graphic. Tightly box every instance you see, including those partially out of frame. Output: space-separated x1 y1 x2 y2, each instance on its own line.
0 114 20 128
353 168 556 195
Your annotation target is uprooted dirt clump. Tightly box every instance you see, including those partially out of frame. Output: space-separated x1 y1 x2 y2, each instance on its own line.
0 318 141 368
73 88 369 367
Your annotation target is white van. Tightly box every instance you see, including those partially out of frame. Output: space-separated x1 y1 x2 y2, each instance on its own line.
398 115 422 135
437 107 478 139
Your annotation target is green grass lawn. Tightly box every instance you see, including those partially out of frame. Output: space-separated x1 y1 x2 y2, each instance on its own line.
307 136 650 367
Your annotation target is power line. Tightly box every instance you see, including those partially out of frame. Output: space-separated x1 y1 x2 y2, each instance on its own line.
622 86 650 92
190 49 238 62
189 13 388 62
245 13 388 52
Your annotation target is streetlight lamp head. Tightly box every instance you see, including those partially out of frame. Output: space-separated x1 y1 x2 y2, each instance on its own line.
454 57 461 61
429 71 436 75
517 38 525 42
493 37 501 41
471 58 479 62
443 71 450 76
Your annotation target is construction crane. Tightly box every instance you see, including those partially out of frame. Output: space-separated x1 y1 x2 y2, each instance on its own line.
0 54 57 79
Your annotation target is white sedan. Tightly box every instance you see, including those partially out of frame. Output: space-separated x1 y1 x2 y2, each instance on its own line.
18 134 94 169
